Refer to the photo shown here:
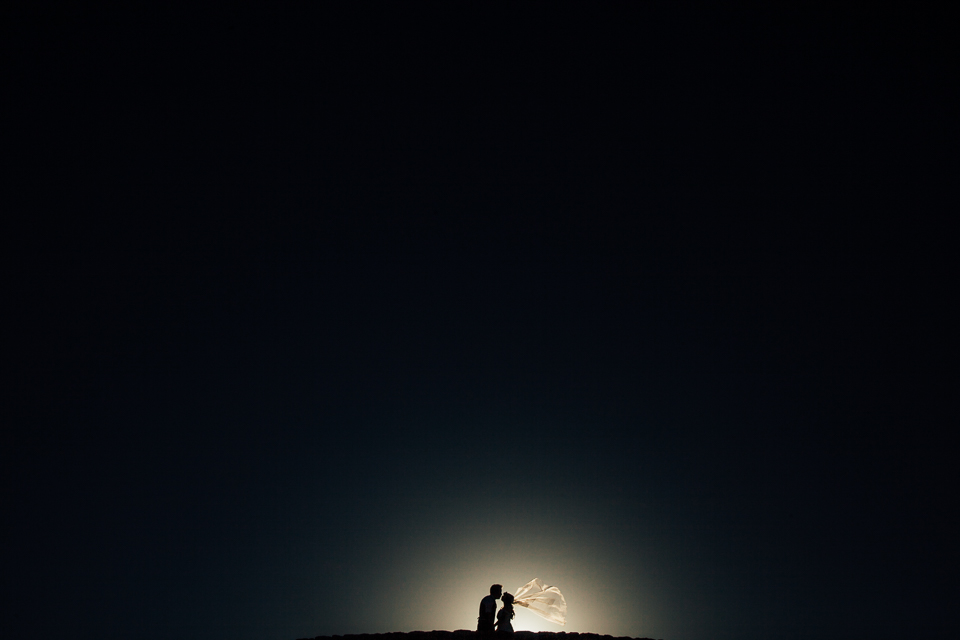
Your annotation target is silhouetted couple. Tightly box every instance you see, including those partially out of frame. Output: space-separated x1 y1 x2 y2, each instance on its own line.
477 583 514 634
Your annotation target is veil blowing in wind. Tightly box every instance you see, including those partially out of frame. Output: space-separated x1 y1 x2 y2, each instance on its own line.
513 579 567 626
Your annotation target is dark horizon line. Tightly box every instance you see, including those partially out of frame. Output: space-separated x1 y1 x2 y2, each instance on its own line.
297 631 661 640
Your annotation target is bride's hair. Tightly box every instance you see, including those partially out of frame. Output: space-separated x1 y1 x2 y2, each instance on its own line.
500 592 516 619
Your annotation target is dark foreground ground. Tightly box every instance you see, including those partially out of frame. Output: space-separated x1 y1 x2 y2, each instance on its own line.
298 632 659 640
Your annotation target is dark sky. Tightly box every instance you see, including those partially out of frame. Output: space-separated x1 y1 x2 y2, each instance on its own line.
5 4 957 640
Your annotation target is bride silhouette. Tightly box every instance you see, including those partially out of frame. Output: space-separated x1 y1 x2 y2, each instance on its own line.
495 592 515 634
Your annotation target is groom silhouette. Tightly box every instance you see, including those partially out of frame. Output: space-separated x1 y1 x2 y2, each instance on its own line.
477 584 502 632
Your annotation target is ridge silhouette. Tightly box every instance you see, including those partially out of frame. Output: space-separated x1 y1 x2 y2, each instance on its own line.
297 632 661 640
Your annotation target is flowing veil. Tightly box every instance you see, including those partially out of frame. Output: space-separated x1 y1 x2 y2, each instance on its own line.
513 578 567 626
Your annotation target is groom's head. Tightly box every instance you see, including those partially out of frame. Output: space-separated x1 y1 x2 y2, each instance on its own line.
490 584 503 599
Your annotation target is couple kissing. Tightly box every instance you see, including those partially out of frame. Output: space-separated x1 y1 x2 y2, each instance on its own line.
477 584 514 634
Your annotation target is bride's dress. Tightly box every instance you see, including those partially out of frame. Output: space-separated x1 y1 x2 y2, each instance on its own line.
496 605 514 633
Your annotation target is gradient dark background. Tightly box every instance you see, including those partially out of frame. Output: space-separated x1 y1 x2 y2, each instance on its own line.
5 4 956 640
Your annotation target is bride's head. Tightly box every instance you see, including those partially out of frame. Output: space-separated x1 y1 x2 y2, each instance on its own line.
501 593 514 606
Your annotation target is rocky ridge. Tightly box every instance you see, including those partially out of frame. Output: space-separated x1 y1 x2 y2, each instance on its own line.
298 632 660 640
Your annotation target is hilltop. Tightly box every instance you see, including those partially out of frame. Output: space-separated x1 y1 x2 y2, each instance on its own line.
298 632 660 640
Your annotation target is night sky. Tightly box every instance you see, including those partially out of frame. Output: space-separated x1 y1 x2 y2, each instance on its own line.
5 5 957 640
